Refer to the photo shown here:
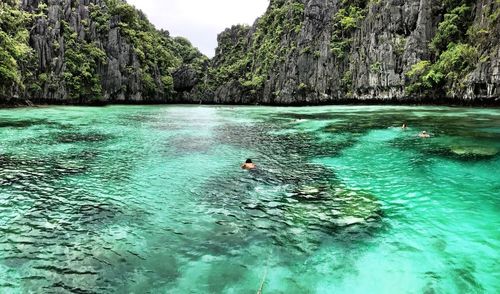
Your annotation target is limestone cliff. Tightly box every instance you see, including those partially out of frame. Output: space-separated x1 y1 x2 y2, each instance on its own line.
1 0 498 105
202 0 499 104
1 0 207 104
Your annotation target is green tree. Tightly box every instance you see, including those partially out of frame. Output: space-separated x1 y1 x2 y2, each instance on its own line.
406 44 477 95
62 21 106 100
430 4 473 54
104 0 206 97
0 0 32 98
330 1 368 58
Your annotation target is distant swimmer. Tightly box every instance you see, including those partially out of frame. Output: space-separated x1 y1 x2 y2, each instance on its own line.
419 131 431 138
241 159 257 170
402 122 408 129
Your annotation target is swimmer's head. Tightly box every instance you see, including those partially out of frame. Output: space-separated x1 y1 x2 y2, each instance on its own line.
245 159 253 164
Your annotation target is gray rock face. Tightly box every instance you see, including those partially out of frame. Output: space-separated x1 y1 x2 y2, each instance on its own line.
8 0 500 105
20 0 143 103
206 0 500 105
172 65 199 93
349 0 438 101
466 0 500 99
209 25 255 104
16 0 202 104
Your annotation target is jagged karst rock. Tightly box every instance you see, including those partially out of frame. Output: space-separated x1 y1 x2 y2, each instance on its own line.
4 0 206 104
172 65 199 92
2 0 499 105
205 0 500 105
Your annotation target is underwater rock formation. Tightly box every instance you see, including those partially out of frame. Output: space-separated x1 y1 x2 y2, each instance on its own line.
450 146 498 157
287 184 383 228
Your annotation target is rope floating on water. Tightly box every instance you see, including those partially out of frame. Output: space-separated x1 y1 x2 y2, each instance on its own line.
256 264 269 294
257 251 272 294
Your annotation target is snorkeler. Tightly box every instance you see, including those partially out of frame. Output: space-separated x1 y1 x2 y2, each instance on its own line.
419 131 431 138
241 159 257 170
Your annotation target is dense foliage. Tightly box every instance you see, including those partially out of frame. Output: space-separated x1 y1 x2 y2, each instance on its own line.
245 0 304 89
207 0 498 102
406 43 478 95
330 0 369 95
405 0 497 97
0 0 32 99
207 0 372 96
62 20 107 100
106 0 207 97
207 0 305 94
1 0 497 103
207 25 251 89
330 0 368 59
0 0 207 102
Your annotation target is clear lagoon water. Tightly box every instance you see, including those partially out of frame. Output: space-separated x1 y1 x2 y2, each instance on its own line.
0 105 499 293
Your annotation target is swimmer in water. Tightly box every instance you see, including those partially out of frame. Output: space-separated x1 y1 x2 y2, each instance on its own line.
419 131 431 138
241 159 257 170
402 122 408 129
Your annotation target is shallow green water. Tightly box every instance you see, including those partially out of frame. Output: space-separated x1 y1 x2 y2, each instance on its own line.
0 105 499 293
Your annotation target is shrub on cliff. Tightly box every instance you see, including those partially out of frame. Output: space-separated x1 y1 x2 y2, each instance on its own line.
0 0 32 98
405 0 479 97
406 44 478 96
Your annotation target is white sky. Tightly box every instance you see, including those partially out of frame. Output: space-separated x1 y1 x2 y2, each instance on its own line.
126 0 270 57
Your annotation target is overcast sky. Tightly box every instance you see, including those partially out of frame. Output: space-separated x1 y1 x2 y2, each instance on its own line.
127 0 269 57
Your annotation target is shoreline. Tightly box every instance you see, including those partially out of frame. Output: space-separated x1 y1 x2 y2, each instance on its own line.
1 98 499 109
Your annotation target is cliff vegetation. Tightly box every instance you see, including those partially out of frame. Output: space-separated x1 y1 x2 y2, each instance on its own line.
0 0 207 104
1 0 499 105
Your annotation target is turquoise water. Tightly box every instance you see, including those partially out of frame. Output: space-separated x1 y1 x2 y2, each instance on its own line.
0 105 499 293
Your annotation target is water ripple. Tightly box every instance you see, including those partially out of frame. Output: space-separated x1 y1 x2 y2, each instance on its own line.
0 105 498 293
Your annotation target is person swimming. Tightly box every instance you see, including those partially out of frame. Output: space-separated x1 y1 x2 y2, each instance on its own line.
419 131 431 138
241 159 257 170
402 122 408 129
